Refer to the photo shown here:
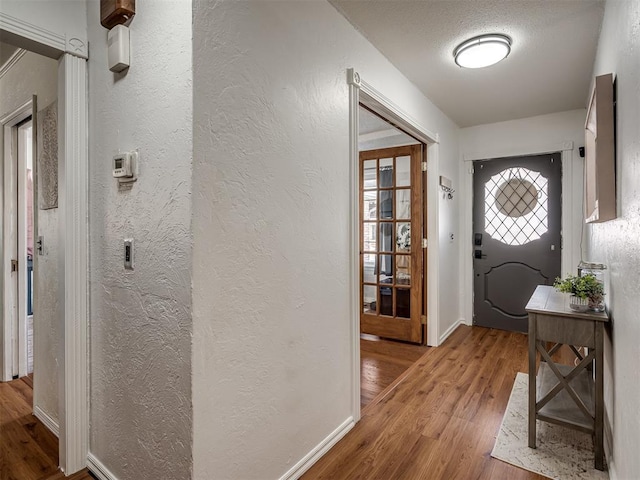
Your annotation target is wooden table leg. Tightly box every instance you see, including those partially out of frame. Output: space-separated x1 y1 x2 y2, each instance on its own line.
528 313 537 449
595 323 604 470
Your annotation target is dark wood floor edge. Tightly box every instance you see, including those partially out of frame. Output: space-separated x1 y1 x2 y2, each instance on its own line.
361 324 468 415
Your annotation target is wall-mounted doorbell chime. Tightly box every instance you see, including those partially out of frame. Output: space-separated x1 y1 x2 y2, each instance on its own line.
101 0 136 72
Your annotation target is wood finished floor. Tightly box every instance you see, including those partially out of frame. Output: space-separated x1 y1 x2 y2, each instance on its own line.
3 326 567 479
0 376 92 480
360 334 428 408
304 326 548 480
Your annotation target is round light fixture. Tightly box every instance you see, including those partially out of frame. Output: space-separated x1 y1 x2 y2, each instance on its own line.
454 34 511 69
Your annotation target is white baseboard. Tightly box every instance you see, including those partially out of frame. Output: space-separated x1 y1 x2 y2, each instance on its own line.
87 452 119 480
439 319 465 345
34 405 59 437
279 417 355 480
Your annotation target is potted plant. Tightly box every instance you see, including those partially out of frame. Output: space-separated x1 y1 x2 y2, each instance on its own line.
553 274 605 312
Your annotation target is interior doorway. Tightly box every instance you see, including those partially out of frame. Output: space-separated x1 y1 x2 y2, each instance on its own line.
3 98 38 383
0 12 90 472
14 116 35 379
358 105 429 408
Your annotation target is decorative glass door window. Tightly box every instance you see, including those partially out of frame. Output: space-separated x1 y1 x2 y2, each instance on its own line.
484 167 548 246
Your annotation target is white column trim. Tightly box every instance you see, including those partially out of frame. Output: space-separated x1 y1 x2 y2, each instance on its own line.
347 78 361 422
425 143 440 346
57 53 89 474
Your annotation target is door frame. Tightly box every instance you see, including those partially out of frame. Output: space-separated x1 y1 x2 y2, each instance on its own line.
348 68 440 422
1 104 33 380
0 13 89 475
461 141 580 328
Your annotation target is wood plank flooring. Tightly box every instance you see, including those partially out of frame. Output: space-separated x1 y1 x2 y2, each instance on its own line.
3 326 567 479
360 334 428 408
0 376 92 480
304 326 548 480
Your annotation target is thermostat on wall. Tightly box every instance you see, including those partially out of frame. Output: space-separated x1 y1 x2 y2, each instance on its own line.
113 151 138 183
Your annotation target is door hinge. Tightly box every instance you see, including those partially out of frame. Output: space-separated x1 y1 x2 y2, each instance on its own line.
421 161 428 172
422 238 428 248
421 315 427 325
468 166 474 174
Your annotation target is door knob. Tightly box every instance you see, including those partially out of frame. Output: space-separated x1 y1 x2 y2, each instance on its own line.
474 249 487 259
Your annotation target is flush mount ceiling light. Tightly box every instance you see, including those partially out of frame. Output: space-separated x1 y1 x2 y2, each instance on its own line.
454 34 511 69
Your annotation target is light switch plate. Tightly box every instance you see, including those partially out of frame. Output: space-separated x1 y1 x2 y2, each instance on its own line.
124 238 133 270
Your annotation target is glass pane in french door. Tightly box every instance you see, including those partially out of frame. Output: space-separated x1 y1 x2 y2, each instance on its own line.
361 150 415 319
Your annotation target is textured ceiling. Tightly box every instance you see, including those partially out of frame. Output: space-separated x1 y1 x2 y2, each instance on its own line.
331 0 605 127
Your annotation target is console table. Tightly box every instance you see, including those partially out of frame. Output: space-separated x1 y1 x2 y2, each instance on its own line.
526 285 609 471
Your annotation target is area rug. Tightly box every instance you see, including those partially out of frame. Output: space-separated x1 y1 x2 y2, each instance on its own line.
491 372 609 480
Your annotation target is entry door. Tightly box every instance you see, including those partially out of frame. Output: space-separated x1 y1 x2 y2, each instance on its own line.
473 154 561 332
360 145 423 344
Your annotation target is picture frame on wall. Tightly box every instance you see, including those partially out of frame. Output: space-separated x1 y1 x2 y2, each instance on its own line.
584 73 616 223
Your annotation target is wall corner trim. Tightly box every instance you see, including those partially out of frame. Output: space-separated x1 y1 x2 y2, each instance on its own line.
0 12 63 54
0 48 27 79
463 142 571 163
0 12 88 59
458 317 472 327
439 319 465 345
346 68 361 87
278 417 355 480
34 405 60 437
87 453 120 480
65 37 88 59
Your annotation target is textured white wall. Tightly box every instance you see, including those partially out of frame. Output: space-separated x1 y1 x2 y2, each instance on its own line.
192 1 459 478
86 1 193 478
589 1 640 478
459 109 587 325
0 51 59 423
34 205 59 423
